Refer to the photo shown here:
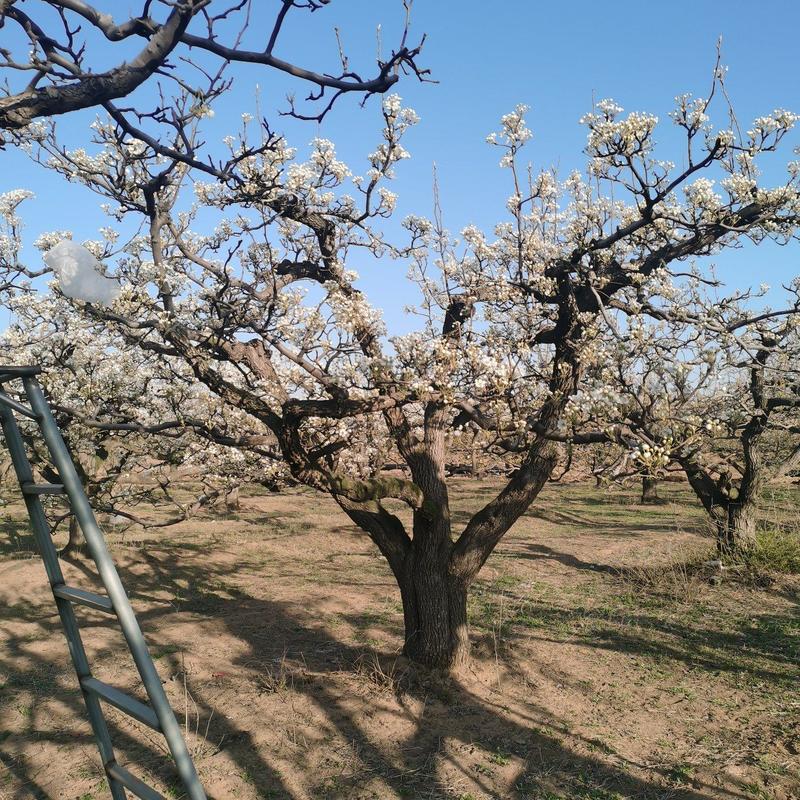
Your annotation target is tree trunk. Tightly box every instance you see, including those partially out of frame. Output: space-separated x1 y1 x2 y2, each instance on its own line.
774 442 800 481
398 544 470 669
712 355 770 556
335 463 470 670
716 499 758 555
681 461 759 557
225 485 240 511
641 475 662 504
334 359 571 670
60 515 82 557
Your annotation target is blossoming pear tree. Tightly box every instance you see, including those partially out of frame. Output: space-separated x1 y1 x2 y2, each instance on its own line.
0 0 423 555
0 290 288 553
0 198 286 551
563 277 800 553
6 59 800 667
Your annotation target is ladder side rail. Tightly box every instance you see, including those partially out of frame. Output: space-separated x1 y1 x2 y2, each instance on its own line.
0 401 127 800
23 377 207 800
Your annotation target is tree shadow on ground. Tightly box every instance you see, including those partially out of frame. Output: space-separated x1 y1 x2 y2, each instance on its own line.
0 517 38 559
213 607 748 799
511 543 619 574
0 558 291 800
1 536 795 799
468 574 798 686
122 546 793 797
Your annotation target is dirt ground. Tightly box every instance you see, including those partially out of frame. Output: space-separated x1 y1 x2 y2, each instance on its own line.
0 480 798 800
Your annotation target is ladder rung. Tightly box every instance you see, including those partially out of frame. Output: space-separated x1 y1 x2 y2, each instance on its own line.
21 482 64 495
0 391 38 420
53 585 114 613
80 677 161 731
106 762 166 800
0 365 42 377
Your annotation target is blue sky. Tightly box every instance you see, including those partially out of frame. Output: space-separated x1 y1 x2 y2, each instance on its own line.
4 0 800 331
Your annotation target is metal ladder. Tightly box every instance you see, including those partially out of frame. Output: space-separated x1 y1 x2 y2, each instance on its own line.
0 366 207 800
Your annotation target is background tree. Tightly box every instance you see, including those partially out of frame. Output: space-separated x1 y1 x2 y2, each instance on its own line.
565 277 800 553
0 204 286 552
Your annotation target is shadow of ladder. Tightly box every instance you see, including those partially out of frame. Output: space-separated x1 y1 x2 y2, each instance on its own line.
0 365 207 800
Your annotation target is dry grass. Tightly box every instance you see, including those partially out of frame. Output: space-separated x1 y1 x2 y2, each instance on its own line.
0 479 798 800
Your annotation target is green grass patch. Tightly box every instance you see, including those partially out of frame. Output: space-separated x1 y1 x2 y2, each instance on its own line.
740 528 800 574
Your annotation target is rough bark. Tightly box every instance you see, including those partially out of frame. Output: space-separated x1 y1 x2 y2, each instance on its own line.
401 404 470 668
0 4 196 129
450 386 568 584
399 545 470 669
715 359 768 555
716 500 758 555
681 462 759 556
336 489 471 669
389 424 561 669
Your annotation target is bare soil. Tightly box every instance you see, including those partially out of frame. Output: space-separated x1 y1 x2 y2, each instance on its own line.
0 481 798 800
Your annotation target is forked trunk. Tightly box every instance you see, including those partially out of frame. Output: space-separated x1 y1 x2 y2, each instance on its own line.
336 368 570 670
335 457 471 669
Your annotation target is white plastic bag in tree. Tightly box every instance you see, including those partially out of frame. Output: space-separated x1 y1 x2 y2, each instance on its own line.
44 240 120 306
